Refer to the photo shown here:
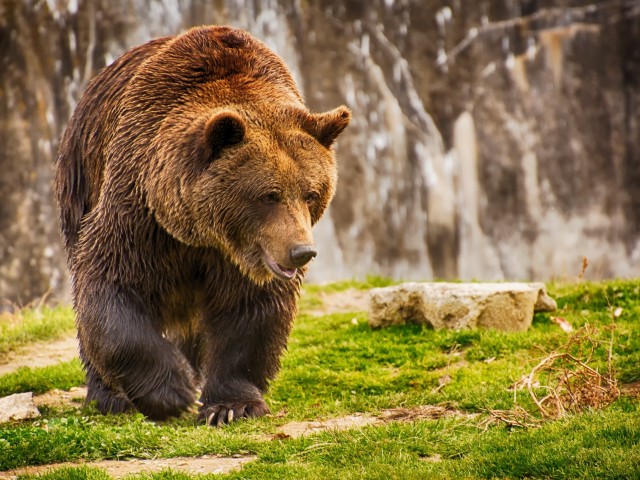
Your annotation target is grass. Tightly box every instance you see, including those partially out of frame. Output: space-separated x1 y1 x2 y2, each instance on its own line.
0 279 639 478
0 305 75 356
0 359 85 397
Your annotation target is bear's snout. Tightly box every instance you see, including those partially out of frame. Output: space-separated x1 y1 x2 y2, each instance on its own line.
289 244 317 268
261 243 316 282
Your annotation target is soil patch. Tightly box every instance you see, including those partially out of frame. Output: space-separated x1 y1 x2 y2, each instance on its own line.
0 336 78 376
276 414 378 438
620 381 640 397
274 404 471 439
34 387 87 408
309 288 370 316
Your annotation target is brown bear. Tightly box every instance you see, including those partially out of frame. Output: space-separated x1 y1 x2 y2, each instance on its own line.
54 25 350 425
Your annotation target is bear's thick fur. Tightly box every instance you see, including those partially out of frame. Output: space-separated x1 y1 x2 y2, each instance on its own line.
55 26 350 424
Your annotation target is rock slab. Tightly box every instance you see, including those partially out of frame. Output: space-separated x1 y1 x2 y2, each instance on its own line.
0 392 40 423
369 283 557 332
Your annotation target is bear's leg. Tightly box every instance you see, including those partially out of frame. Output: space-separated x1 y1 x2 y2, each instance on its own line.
197 312 289 426
84 361 134 414
174 331 205 388
77 286 196 420
80 339 134 413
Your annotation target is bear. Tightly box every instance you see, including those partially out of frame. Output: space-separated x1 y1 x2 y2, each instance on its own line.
54 25 350 425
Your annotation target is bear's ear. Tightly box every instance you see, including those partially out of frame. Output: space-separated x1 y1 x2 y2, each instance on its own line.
204 110 246 158
302 106 351 149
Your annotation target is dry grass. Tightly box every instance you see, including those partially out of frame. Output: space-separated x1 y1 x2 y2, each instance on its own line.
523 325 619 418
484 271 622 428
482 406 541 429
500 319 620 427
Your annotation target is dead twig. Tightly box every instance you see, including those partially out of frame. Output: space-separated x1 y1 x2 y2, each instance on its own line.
578 256 589 281
480 406 542 431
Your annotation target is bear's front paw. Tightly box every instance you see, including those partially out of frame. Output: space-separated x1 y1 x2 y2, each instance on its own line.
198 400 270 427
87 387 134 415
131 372 196 420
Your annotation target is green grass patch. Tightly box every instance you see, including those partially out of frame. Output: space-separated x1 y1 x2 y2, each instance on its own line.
0 359 85 397
36 408 637 480
0 411 260 470
1 279 639 478
227 408 640 480
16 467 113 480
0 305 75 355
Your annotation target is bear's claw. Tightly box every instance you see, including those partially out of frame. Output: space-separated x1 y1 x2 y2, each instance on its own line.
198 400 269 426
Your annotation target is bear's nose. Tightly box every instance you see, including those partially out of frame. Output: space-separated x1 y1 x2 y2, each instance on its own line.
289 245 317 267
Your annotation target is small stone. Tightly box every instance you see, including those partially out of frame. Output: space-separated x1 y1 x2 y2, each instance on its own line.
0 392 41 423
368 282 557 332
551 316 574 333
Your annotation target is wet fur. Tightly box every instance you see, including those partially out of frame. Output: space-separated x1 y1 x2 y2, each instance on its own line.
55 26 349 423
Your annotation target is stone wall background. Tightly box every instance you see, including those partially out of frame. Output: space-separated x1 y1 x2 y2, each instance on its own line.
1 0 639 305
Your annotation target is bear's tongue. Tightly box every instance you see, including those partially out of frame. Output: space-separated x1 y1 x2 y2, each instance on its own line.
263 255 297 281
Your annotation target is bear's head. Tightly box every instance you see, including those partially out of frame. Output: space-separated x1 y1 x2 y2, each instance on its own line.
131 27 351 284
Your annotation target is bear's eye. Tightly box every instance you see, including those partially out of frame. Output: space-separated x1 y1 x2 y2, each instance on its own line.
305 192 320 205
262 192 281 205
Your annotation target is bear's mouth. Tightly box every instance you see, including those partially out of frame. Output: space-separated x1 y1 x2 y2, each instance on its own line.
263 254 297 281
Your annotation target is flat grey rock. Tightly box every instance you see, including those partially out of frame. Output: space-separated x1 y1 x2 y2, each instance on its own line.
0 392 40 423
369 282 557 332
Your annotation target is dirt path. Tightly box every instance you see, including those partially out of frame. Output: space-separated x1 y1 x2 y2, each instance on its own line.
0 336 78 376
274 404 471 439
308 288 370 316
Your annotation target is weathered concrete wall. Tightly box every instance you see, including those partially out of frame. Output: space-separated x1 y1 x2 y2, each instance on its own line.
1 0 639 305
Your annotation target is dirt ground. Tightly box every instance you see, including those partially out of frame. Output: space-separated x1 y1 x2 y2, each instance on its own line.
308 288 370 316
274 404 472 439
0 336 79 376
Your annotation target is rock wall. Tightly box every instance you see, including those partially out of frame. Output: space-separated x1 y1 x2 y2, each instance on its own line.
1 0 639 304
